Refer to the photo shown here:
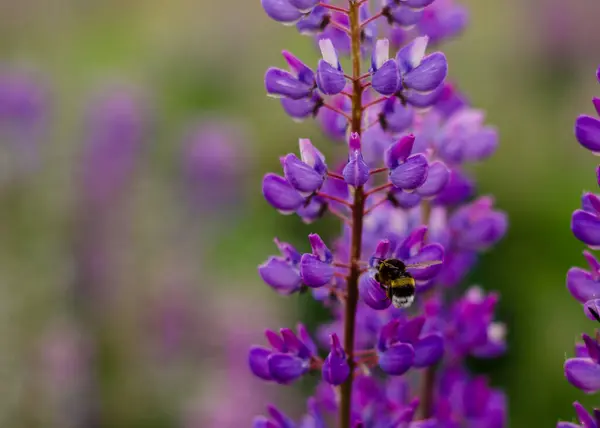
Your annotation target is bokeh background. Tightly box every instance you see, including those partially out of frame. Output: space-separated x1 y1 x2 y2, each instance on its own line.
0 0 599 427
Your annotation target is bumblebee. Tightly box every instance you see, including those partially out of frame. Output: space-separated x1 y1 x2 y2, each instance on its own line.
373 258 442 309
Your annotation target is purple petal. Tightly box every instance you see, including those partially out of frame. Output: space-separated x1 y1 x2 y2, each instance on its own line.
386 134 416 168
390 154 429 191
268 353 308 384
262 173 305 213
585 299 600 323
258 257 302 294
300 254 334 287
252 417 278 428
283 153 324 195
308 233 333 262
281 95 320 119
389 6 424 27
265 68 313 99
359 273 391 310
463 376 490 418
593 97 600 116
582 333 600 363
567 267 600 304
455 211 508 251
288 0 318 12
395 316 425 344
249 346 273 381
296 5 328 34
265 329 287 352
403 53 448 92
573 402 596 428
322 334 350 385
267 405 296 428
262 0 304 24
404 83 445 108
413 333 444 367
575 115 600 155
564 357 600 393
463 128 498 161
380 97 414 133
343 153 370 187
404 0 435 8
556 423 581 428
389 188 422 208
416 160 449 197
378 343 414 375
316 60 346 95
572 209 600 248
434 168 474 206
282 50 315 85
372 60 400 96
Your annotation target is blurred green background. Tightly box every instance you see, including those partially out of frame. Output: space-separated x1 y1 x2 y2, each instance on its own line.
0 0 599 427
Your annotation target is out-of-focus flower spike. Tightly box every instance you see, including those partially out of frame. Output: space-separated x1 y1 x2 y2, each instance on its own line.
316 39 346 95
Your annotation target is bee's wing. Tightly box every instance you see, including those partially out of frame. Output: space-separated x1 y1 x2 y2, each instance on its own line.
405 260 443 269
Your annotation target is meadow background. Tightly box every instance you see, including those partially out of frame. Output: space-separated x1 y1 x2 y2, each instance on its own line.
0 0 599 426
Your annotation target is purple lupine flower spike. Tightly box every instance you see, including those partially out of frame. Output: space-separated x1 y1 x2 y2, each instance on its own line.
301 233 334 287
371 39 400 96
316 39 346 95
557 402 600 428
343 132 369 187
322 333 350 385
254 0 508 425
567 250 600 304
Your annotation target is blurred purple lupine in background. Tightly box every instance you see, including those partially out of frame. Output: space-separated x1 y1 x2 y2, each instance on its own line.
251 0 507 426
0 66 47 188
559 66 600 427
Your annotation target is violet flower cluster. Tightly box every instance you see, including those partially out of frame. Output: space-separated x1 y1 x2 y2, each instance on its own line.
559 66 600 428
251 0 507 427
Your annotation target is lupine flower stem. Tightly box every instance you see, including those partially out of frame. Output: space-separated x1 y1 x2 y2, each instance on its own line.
339 2 365 427
418 365 437 419
362 96 390 110
330 21 352 35
360 12 384 29
327 171 346 181
369 167 388 175
365 182 393 197
318 2 349 14
323 103 353 121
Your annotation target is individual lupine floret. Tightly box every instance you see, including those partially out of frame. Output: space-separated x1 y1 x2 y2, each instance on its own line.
258 238 303 294
567 250 600 304
248 325 317 384
418 0 469 45
575 66 600 154
265 51 317 100
557 402 600 428
448 196 508 251
572 192 600 249
322 333 350 385
435 108 499 163
564 332 600 393
261 0 320 25
300 233 335 287
371 39 401 96
386 134 430 190
283 138 328 196
396 36 448 93
316 39 346 95
343 132 370 187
